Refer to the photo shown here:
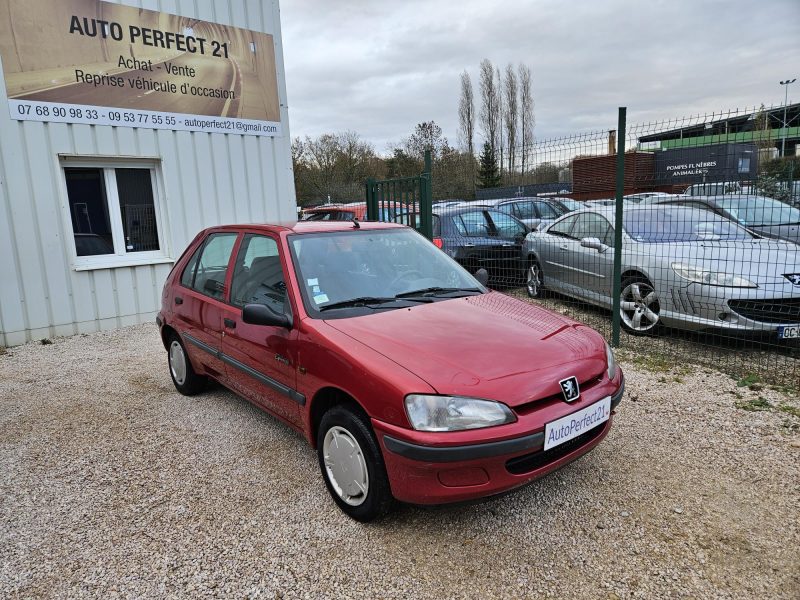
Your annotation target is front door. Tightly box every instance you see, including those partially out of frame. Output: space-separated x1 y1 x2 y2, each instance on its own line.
220 233 302 427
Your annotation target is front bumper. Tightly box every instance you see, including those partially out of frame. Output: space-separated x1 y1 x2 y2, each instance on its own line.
375 379 623 505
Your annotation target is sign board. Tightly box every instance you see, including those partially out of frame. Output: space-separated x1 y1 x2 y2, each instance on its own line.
653 143 757 185
0 0 282 136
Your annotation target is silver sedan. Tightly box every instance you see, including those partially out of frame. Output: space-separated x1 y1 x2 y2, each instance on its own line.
524 205 800 337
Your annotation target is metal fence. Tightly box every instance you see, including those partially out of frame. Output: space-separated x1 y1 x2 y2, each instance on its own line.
426 105 799 385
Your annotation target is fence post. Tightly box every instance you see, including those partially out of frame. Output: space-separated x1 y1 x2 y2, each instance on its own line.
365 178 376 221
420 150 434 240
611 107 626 347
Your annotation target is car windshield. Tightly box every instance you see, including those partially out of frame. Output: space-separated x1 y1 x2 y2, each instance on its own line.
623 208 754 242
290 229 482 316
717 197 800 226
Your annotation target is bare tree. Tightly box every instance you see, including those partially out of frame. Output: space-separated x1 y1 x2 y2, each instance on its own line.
496 65 504 177
518 63 534 174
503 63 518 174
479 59 500 159
458 71 475 156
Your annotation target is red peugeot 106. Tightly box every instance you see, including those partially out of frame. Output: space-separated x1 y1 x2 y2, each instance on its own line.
157 220 624 521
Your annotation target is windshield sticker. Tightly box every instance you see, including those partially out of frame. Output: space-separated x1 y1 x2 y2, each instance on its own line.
312 286 320 293
307 278 319 286
313 293 329 305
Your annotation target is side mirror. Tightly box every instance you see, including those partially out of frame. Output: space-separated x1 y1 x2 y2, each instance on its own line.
242 303 292 329
474 268 489 286
580 237 609 253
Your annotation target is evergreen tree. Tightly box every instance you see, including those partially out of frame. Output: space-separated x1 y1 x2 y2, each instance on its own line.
477 141 501 189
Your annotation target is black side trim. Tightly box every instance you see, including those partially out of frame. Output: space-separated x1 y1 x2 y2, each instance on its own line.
383 431 545 463
182 333 306 406
155 316 163 328
611 378 625 410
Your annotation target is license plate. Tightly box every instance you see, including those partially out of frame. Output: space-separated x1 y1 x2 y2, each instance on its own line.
544 396 611 451
778 326 799 339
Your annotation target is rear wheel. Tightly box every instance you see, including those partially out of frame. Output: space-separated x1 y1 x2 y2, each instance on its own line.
317 405 395 522
526 260 544 298
167 333 207 395
619 276 661 335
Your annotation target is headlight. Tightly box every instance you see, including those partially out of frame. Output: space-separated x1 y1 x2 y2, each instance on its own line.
404 395 516 432
671 263 757 288
605 343 617 380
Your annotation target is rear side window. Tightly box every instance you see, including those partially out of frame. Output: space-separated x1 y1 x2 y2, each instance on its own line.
512 201 536 219
432 215 441 237
533 201 561 219
191 233 238 300
457 211 491 236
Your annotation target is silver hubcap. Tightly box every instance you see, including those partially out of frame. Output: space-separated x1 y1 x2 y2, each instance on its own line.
527 264 541 297
323 426 369 507
621 282 660 331
169 340 187 385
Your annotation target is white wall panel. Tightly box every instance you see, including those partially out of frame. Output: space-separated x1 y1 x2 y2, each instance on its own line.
0 0 295 346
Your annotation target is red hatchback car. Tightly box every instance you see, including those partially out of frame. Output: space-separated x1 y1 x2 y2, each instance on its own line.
157 220 624 521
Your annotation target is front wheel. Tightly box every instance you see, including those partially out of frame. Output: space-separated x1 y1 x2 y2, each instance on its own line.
619 277 661 335
317 405 395 522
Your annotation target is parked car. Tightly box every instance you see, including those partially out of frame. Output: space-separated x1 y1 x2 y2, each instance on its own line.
427 205 530 284
467 197 567 231
302 202 397 222
157 221 624 520
623 192 681 204
652 195 800 244
551 197 584 212
524 205 800 337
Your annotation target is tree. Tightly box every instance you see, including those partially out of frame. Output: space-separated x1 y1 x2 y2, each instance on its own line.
479 59 500 158
503 63 518 174
477 141 501 189
404 120 452 161
518 63 534 174
496 65 504 176
458 71 475 156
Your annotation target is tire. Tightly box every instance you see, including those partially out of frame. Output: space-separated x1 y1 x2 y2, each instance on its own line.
526 259 545 298
317 404 396 522
167 333 208 395
619 276 661 336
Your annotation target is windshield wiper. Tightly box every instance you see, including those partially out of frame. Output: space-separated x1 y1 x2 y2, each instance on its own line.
395 286 482 298
319 296 431 312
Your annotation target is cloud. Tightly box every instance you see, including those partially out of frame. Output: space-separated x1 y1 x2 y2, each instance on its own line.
281 0 800 153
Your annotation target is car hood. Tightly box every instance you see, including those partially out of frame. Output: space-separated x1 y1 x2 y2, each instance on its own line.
629 239 799 284
325 292 607 406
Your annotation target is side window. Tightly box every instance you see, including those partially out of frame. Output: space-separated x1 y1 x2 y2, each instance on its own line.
193 233 238 301
486 210 526 238
572 213 614 246
432 215 441 237
533 201 560 219
180 245 203 288
512 201 536 219
458 211 492 236
548 214 578 238
230 234 287 314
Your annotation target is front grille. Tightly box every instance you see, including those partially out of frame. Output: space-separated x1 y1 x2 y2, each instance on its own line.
514 371 605 416
505 425 605 475
728 298 800 324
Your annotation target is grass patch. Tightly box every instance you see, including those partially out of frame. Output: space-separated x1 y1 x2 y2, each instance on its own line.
0 346 6 356
778 404 800 418
735 396 772 412
39 338 52 345
736 374 761 388
618 349 688 375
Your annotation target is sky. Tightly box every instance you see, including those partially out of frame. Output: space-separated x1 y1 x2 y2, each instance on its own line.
280 0 799 154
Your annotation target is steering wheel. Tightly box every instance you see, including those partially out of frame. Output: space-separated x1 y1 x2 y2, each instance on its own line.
390 269 424 288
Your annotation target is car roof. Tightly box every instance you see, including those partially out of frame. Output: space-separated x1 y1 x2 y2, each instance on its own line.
204 220 405 236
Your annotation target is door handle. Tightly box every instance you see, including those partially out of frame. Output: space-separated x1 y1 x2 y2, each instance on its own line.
224 318 236 329
174 296 183 305
559 245 569 251
464 243 475 248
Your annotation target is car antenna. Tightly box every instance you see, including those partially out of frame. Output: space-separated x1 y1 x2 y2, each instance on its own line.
352 217 361 229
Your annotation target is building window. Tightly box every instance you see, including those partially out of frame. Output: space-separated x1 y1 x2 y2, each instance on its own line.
61 160 169 269
738 157 751 174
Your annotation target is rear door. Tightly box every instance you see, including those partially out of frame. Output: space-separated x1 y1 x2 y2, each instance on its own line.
219 233 302 427
172 232 239 380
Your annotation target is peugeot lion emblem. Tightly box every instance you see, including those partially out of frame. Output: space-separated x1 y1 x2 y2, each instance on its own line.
559 376 580 403
784 273 800 286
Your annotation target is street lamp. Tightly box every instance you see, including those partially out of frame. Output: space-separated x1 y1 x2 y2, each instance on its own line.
780 78 796 157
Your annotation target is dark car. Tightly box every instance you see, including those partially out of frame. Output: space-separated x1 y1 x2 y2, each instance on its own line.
471 197 567 230
423 205 530 284
157 220 624 521
654 195 800 244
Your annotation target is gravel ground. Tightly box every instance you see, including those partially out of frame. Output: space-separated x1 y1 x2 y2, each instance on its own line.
1 323 799 599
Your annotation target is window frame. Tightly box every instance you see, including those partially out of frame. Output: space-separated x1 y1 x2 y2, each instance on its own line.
58 156 171 271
